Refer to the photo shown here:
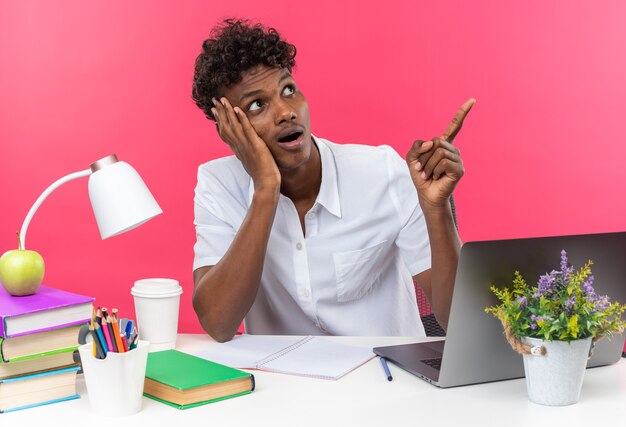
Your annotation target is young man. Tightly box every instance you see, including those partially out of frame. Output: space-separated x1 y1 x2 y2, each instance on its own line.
191 19 474 342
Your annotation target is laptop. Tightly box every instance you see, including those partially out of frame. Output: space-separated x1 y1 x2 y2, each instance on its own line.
373 231 626 388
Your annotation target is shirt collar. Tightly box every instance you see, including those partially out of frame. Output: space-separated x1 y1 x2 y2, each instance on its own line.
247 135 342 218
313 136 342 218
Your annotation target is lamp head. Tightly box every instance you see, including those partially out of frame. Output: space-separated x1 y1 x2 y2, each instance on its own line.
88 154 162 239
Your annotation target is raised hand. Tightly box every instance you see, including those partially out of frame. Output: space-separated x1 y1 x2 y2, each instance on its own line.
406 98 475 209
212 97 281 194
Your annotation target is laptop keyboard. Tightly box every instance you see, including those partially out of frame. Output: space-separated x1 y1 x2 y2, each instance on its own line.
421 357 442 371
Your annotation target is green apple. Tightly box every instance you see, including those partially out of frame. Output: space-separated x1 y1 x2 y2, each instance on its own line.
0 232 45 296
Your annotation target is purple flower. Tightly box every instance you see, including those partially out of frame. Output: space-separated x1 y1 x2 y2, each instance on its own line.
595 295 610 312
529 314 540 330
516 296 527 309
560 250 568 272
560 250 574 274
560 250 574 284
583 275 599 304
583 275 595 295
565 295 576 313
535 272 557 297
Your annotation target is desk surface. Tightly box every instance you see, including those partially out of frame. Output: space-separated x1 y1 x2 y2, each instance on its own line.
4 334 626 426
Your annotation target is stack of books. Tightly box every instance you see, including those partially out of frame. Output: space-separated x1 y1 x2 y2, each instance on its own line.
0 285 94 413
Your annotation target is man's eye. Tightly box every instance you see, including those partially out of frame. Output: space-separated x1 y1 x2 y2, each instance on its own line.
282 85 295 96
248 100 262 111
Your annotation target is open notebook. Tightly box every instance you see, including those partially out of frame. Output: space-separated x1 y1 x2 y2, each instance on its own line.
197 335 374 380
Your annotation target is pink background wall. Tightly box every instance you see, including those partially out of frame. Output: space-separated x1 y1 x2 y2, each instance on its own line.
1 1 625 335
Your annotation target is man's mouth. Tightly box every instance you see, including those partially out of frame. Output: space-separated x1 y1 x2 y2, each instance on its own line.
278 131 303 143
276 129 305 150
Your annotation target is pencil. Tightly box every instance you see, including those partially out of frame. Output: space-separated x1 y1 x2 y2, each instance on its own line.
89 325 106 359
95 307 102 326
110 311 125 353
106 318 119 352
90 308 97 356
94 322 109 356
100 316 115 352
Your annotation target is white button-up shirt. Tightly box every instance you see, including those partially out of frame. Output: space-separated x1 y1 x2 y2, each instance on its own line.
194 137 431 336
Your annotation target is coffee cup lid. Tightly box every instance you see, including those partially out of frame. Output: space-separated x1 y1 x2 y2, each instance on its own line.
131 278 182 297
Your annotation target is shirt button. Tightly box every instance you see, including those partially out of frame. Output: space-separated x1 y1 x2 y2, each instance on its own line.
296 242 303 250
301 288 310 298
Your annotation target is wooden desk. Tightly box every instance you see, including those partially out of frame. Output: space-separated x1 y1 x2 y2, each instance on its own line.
4 334 625 426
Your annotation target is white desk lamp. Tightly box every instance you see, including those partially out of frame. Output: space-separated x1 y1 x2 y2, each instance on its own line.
20 154 162 249
0 154 162 296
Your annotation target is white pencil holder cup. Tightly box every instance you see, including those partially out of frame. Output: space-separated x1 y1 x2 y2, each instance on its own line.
78 340 149 416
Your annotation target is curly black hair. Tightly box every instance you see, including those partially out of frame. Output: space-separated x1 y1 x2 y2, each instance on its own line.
192 18 297 121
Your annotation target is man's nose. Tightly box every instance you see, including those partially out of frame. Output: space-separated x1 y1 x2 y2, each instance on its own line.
275 101 297 124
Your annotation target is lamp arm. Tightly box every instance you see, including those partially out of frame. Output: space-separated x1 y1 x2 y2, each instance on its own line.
20 168 92 250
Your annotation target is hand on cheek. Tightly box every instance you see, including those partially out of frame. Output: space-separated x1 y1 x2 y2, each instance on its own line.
212 97 280 192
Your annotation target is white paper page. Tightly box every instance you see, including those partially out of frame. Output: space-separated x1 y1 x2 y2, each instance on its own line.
258 337 375 380
196 335 303 368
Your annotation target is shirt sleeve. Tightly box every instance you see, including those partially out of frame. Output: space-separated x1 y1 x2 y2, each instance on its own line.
384 146 432 276
192 164 238 271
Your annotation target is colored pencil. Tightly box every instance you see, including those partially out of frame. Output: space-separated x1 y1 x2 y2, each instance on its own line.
89 325 106 359
106 318 119 352
95 307 102 326
90 307 97 357
94 322 109 356
110 314 125 352
100 316 114 352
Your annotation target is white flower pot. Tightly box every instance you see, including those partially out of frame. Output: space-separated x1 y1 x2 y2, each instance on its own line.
521 336 593 406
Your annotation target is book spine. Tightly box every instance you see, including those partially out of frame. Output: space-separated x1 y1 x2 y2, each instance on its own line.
0 364 80 383
0 316 6 339
0 394 80 413
7 318 91 339
0 337 5 363
1 345 80 364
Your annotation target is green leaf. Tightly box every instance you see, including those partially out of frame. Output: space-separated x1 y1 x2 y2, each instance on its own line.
567 315 579 338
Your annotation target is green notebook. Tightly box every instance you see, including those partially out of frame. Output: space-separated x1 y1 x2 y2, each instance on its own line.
143 349 255 410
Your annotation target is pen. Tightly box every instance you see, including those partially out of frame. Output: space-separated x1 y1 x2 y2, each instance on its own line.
124 320 133 340
121 333 129 352
379 357 393 381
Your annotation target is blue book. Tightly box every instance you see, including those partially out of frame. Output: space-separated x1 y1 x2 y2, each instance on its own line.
0 365 80 413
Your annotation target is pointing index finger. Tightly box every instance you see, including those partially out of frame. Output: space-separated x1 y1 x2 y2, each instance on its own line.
442 98 476 143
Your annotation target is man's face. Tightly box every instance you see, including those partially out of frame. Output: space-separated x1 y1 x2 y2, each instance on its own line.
220 65 313 172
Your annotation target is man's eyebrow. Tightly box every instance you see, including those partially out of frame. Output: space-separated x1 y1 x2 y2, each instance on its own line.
239 70 293 104
278 70 292 83
240 89 263 104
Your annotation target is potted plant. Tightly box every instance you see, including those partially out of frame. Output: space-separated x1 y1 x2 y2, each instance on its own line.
485 249 626 406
